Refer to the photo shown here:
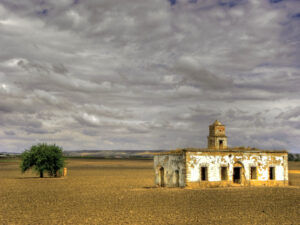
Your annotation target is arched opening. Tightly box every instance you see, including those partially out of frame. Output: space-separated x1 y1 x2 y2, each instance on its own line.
233 162 245 184
159 167 165 187
174 170 179 187
233 167 241 183
219 140 223 149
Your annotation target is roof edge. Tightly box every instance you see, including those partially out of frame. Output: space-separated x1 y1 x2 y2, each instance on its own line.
153 147 288 155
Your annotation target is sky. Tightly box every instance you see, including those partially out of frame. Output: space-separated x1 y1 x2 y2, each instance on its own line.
0 0 300 153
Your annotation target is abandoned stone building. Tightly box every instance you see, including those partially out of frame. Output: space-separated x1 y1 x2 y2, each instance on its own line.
154 120 288 188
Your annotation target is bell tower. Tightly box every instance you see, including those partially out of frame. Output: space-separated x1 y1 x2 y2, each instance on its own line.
207 120 227 150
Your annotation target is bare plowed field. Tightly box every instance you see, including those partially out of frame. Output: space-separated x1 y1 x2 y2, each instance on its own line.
0 158 299 225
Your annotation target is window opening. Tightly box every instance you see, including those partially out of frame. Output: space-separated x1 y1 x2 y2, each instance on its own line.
269 167 275 180
250 167 257 180
201 167 208 181
221 167 228 180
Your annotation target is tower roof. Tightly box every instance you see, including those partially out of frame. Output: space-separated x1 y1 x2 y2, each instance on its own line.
212 120 222 126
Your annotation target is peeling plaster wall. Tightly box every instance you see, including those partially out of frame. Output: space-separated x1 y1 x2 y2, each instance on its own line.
154 154 186 187
186 151 288 187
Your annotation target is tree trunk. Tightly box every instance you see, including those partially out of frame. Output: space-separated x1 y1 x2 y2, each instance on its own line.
40 171 43 178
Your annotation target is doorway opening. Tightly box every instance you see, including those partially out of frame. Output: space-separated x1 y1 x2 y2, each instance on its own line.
219 140 223 149
159 167 165 187
174 170 179 187
233 167 241 183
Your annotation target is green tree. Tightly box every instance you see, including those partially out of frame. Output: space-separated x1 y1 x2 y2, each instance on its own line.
20 143 65 178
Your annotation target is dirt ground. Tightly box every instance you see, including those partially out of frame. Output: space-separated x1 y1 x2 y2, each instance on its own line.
0 158 299 225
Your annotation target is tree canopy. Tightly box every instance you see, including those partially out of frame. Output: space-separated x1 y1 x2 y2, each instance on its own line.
20 143 65 178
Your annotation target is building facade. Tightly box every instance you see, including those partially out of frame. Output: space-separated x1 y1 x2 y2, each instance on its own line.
154 121 288 188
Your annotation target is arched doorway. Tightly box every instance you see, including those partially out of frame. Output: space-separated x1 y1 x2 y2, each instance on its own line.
233 162 245 184
159 167 165 187
219 140 223 150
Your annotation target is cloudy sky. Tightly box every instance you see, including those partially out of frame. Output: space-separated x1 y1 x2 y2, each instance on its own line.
0 0 300 153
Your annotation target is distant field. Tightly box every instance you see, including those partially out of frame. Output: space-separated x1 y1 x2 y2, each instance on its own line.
289 161 300 170
0 159 299 225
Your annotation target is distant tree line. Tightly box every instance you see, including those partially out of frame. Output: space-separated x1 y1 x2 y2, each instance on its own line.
288 153 300 161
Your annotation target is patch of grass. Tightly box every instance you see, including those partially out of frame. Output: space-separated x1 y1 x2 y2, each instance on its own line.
0 158 20 163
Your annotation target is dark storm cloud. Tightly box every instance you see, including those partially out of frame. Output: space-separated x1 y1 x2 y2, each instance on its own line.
4 130 16 136
0 0 299 152
174 56 234 89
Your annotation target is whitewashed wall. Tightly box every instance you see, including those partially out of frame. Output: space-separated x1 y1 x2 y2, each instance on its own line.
154 154 186 187
187 152 288 182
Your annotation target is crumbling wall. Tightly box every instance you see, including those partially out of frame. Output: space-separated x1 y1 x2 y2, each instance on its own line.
153 154 186 187
186 151 288 187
